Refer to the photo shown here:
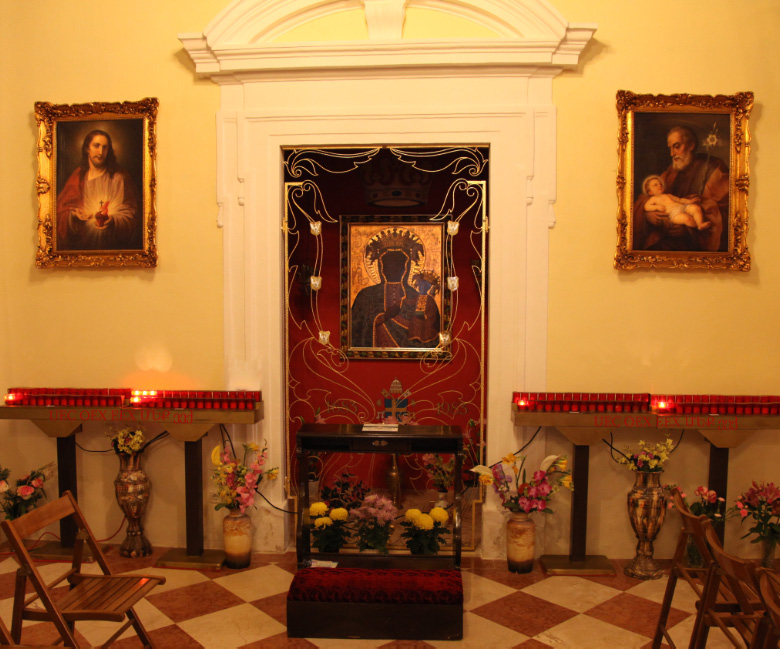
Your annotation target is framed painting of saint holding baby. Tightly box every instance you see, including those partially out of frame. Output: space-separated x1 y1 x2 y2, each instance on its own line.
614 91 753 271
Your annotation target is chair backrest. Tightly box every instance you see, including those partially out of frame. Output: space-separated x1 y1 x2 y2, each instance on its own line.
672 491 719 569
703 524 767 645
759 569 780 636
1 490 114 578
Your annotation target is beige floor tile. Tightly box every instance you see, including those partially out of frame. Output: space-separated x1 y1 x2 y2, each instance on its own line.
536 613 648 649
121 565 209 593
666 614 746 648
74 597 173 646
462 570 518 611
521 575 622 613
626 574 701 614
179 602 285 648
429 611 528 647
214 564 294 601
0 557 18 575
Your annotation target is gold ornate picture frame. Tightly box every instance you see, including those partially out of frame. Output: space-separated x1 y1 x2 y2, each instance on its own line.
34 98 158 268
340 215 450 359
614 91 753 271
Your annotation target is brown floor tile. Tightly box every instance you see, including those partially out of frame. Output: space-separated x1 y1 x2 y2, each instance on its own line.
585 592 690 638
146 580 245 622
17 621 91 646
513 639 554 648
472 590 578 636
578 559 651 591
238 633 318 648
251 591 289 625
111 623 205 648
464 560 547 589
196 556 274 579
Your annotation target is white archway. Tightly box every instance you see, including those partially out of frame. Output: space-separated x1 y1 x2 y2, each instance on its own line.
180 0 595 553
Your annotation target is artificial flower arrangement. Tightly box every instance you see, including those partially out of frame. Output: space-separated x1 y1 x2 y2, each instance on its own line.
421 453 455 491
107 426 146 455
0 462 55 520
309 501 350 553
606 437 675 472
678 485 730 525
399 507 449 555
211 440 279 513
319 471 370 511
471 453 572 514
735 481 780 549
350 494 398 554
106 426 168 456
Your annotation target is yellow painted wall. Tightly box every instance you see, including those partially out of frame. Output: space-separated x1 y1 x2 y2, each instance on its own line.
0 0 227 547
2 0 779 558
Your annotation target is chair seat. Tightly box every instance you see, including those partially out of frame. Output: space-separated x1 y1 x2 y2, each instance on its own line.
51 574 165 622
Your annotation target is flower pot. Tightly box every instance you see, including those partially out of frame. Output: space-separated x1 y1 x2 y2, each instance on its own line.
761 537 777 569
506 512 535 574
223 509 252 569
624 471 667 580
114 453 152 558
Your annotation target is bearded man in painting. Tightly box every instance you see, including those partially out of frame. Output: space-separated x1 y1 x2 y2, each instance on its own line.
634 125 729 252
56 130 141 251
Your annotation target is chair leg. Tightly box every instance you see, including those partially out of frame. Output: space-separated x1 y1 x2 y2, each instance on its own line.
690 566 719 649
126 607 155 648
654 565 680 648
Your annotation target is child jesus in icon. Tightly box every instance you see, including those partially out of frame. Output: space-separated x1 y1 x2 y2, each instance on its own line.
642 175 711 231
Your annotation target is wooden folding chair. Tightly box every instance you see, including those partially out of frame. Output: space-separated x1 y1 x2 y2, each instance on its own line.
653 489 720 648
0 490 165 648
759 569 780 648
690 524 770 649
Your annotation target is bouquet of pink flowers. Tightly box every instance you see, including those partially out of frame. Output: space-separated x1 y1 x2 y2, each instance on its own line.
0 462 55 520
735 481 780 544
471 453 572 514
350 494 398 553
211 441 278 513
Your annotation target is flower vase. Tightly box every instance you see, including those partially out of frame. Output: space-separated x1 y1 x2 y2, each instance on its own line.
223 509 253 569
114 453 152 558
506 512 535 573
624 471 667 580
761 538 777 569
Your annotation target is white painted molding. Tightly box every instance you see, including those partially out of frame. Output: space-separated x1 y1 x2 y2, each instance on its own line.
179 0 596 78
180 0 595 554
361 0 409 39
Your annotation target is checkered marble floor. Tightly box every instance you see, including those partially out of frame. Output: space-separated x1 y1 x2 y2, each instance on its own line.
0 548 741 648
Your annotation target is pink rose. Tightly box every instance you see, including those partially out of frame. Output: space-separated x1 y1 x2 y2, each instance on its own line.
31 477 44 489
0 480 8 494
17 485 35 500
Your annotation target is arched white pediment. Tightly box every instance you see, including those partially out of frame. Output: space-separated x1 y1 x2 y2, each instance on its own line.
180 0 596 77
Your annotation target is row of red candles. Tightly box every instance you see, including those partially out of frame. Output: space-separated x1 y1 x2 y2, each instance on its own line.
512 392 780 416
4 388 261 409
513 392 651 413
652 395 780 415
129 396 257 410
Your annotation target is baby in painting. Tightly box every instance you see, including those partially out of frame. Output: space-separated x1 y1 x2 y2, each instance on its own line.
642 175 711 231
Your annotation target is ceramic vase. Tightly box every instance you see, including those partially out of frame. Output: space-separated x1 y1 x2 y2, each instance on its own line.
761 537 777 569
624 471 667 579
223 509 253 569
506 512 535 573
114 453 152 558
